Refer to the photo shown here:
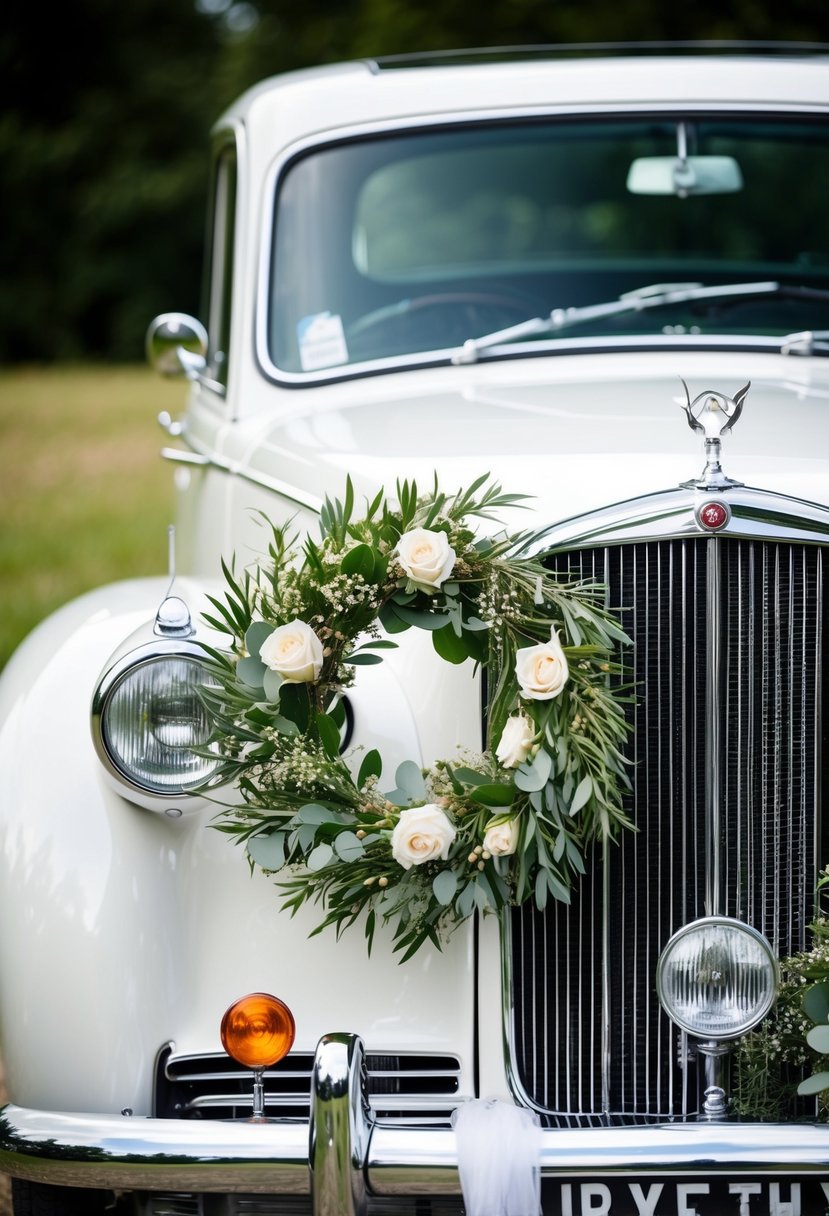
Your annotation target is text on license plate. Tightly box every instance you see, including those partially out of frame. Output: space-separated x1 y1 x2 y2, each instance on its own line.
544 1177 829 1215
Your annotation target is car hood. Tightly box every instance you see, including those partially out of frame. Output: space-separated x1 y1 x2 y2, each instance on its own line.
241 351 829 529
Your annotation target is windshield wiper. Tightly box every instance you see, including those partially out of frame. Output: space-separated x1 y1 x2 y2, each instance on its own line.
780 329 829 356
451 280 829 364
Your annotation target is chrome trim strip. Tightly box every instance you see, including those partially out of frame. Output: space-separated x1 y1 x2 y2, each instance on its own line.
160 447 210 467
705 537 722 916
5 1103 829 1194
161 431 323 514
528 484 829 557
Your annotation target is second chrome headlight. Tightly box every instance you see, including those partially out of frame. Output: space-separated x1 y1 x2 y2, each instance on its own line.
656 915 778 1040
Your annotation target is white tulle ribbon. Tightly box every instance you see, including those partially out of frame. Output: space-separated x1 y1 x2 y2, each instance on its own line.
452 1099 541 1216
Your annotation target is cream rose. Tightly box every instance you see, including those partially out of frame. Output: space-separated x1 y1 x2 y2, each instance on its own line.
483 817 520 857
259 619 324 683
495 712 535 768
396 527 456 593
390 804 456 870
515 628 569 700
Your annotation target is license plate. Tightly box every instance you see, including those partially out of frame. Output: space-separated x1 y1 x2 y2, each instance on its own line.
541 1176 829 1215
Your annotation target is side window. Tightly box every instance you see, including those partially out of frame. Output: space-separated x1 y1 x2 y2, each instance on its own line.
202 139 237 391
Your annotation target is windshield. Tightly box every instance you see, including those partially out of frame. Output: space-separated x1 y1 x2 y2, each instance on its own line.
267 115 829 376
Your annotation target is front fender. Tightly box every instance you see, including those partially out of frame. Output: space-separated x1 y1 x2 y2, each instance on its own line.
0 580 478 1118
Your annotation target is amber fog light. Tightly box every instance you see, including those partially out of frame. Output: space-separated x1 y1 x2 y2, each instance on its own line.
656 916 778 1040
221 992 296 1069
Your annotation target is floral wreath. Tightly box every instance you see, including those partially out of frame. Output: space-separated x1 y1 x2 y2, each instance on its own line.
200 474 633 960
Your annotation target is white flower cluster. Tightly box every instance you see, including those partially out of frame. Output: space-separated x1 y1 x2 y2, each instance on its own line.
319 571 382 615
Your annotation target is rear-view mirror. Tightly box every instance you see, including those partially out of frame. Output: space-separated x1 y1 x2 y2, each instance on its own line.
627 155 743 197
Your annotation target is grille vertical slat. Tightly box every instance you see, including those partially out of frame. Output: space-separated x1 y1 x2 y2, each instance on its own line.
509 536 826 1126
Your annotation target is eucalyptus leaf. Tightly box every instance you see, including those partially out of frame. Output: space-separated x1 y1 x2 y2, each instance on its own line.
473 882 491 912
394 760 427 800
246 830 286 871
803 981 829 1025
295 803 340 825
514 748 553 793
432 869 459 906
307 843 335 871
391 603 451 631
295 822 319 851
333 832 365 862
462 616 491 632
806 1025 829 1054
245 620 275 658
797 1071 829 1096
237 656 266 688
456 881 477 920
262 667 284 702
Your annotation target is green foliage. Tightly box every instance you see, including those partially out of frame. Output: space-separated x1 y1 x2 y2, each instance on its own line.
733 869 829 1120
199 472 633 958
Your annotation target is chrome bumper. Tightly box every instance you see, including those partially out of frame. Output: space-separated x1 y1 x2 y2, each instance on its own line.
3 1034 829 1209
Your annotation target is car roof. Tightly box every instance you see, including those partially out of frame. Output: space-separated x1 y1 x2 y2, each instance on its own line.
218 43 829 146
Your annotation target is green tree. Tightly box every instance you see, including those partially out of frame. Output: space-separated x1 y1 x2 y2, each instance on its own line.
2 0 827 363
1 0 227 361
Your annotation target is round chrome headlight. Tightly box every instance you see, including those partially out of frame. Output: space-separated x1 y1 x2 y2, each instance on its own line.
93 642 220 798
656 916 778 1040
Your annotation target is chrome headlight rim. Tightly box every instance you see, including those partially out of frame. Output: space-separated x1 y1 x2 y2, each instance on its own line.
655 914 779 1041
92 639 220 800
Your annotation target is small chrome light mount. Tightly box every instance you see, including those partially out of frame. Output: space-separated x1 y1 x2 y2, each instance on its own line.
656 915 778 1121
154 527 194 639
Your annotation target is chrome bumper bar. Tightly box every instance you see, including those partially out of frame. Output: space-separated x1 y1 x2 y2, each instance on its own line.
2 1034 829 1208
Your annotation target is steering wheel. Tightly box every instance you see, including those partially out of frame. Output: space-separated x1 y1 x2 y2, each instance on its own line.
346 290 547 354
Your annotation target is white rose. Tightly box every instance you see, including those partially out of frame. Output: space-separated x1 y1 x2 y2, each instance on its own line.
396 527 456 593
495 712 535 768
390 804 457 870
259 619 324 683
483 817 520 857
515 628 569 701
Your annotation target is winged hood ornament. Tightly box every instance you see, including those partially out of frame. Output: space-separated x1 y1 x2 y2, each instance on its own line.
680 379 750 489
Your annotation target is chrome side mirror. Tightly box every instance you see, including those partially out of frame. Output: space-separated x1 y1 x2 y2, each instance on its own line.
146 312 208 379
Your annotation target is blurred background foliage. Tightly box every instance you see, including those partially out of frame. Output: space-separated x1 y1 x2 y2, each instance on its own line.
2 0 827 364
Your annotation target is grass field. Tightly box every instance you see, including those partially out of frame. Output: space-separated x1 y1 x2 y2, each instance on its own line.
0 365 188 670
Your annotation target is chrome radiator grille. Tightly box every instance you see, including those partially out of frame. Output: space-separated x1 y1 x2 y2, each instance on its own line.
508 537 826 1125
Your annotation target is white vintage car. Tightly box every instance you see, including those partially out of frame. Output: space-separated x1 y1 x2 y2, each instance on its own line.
2 44 829 1216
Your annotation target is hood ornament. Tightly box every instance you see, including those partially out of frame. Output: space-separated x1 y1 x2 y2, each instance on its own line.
680 379 750 490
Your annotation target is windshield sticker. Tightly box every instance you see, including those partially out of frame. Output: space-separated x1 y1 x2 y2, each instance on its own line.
297 312 349 371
